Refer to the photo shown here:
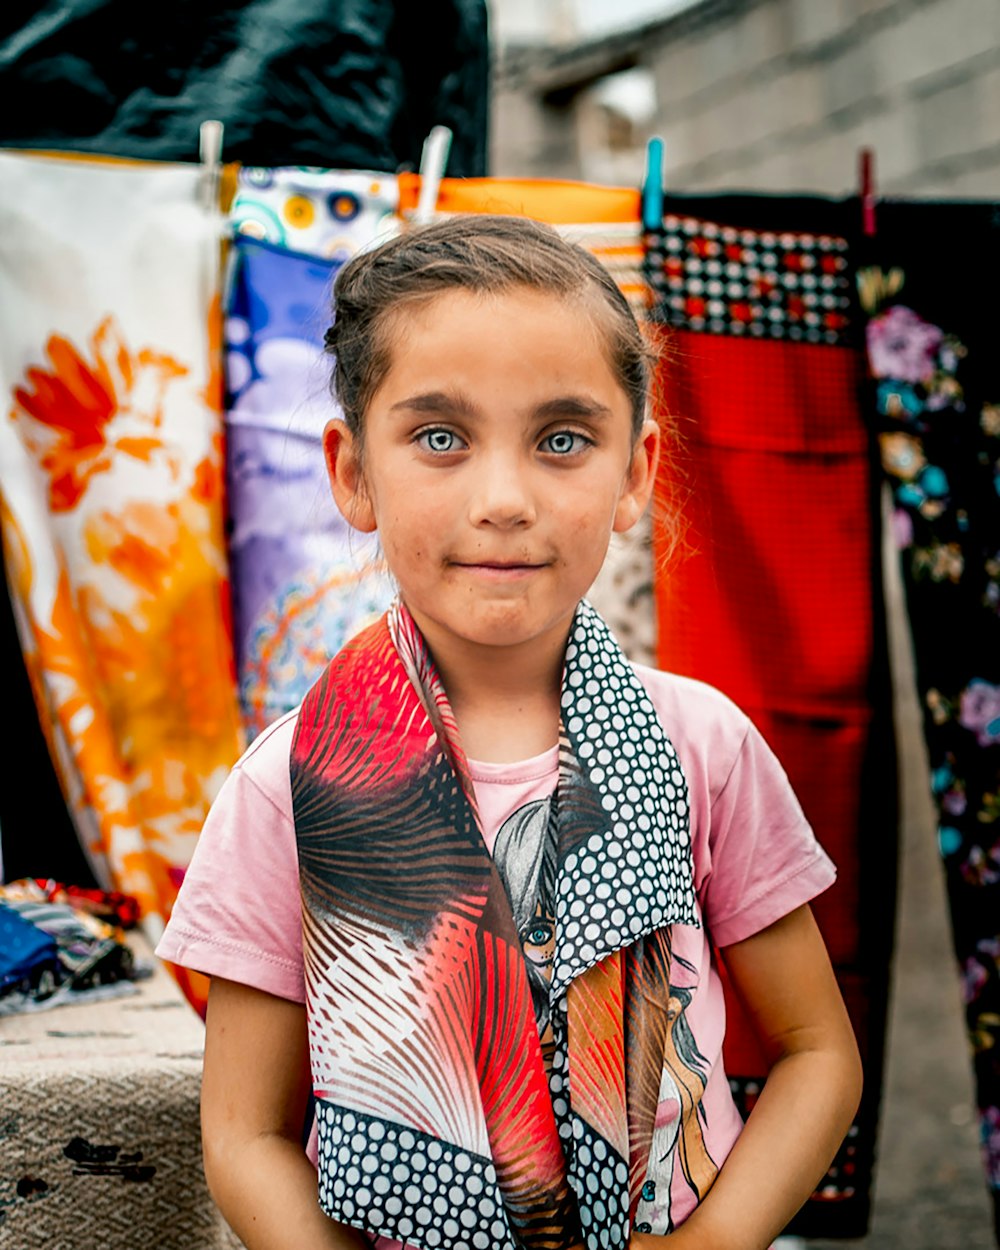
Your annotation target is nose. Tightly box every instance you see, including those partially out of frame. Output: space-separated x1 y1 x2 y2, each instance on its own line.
467 453 536 528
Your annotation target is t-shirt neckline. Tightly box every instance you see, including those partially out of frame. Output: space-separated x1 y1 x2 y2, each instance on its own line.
466 744 560 784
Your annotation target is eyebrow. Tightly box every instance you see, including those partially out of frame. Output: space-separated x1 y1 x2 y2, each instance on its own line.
389 391 478 417
389 391 614 420
533 396 613 420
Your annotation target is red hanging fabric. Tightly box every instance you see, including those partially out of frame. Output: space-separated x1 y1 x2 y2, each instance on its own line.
646 205 898 1238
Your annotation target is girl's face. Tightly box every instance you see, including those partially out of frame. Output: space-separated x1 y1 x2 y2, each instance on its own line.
325 286 658 668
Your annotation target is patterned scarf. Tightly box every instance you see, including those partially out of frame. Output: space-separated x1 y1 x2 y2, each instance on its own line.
290 599 696 1250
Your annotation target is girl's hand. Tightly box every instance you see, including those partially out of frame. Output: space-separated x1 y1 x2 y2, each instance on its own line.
201 976 370 1249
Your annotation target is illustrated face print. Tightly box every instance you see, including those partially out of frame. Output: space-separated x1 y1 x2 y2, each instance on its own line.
521 902 555 979
491 796 557 1045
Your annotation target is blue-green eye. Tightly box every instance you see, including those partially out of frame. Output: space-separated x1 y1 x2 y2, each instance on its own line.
542 430 588 455
419 428 459 453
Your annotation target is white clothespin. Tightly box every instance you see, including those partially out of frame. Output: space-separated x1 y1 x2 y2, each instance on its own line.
199 119 225 214
412 125 453 225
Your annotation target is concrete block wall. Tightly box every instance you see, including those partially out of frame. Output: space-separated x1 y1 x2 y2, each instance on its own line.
491 87 583 182
492 0 1000 197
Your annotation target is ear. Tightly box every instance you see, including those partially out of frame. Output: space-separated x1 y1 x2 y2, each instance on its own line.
323 419 377 533
613 417 660 533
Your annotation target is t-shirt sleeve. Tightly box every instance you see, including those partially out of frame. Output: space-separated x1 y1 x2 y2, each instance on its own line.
154 717 305 1003
697 715 837 948
634 665 837 950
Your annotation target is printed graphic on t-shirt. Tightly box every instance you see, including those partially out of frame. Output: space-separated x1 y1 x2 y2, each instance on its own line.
493 799 721 1235
632 951 720 1233
492 798 557 1065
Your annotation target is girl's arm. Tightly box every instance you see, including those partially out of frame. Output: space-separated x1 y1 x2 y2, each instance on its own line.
201 976 370 1250
633 903 863 1250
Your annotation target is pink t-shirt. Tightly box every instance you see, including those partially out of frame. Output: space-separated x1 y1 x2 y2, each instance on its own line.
157 663 835 1240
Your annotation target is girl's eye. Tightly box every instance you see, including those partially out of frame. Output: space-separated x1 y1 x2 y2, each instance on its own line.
418 428 460 453
541 430 589 455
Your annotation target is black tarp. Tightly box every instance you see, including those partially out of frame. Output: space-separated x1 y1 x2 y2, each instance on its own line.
0 0 490 173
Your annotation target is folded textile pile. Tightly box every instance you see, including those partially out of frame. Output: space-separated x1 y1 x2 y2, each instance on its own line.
0 878 146 1015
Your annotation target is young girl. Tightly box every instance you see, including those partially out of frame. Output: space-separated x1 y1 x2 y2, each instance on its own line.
156 213 862 1250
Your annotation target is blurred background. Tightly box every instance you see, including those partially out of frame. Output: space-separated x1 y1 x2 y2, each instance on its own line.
490 0 1000 197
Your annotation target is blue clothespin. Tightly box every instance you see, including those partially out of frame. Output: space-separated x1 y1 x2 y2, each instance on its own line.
641 136 664 232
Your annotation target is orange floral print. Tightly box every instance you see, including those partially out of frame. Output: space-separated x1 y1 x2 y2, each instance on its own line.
5 316 242 1015
12 317 187 512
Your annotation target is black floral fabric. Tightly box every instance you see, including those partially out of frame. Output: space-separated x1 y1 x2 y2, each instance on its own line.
860 199 1000 1245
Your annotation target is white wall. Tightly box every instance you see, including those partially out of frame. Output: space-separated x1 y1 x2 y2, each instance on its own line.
492 0 1000 198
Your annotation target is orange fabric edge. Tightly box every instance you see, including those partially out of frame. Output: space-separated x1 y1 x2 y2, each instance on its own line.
397 173 640 224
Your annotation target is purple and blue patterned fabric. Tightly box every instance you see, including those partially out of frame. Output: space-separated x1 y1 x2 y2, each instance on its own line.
224 231 393 739
230 167 400 262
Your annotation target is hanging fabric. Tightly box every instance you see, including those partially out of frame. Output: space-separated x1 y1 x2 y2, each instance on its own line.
643 196 898 1239
229 166 402 261
859 199 1000 1244
223 167 400 739
0 148 244 1011
399 175 648 311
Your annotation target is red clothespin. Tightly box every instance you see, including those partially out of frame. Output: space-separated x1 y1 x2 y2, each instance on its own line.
859 147 877 238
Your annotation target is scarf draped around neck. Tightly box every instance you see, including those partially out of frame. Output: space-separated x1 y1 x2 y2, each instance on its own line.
290 599 697 1250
